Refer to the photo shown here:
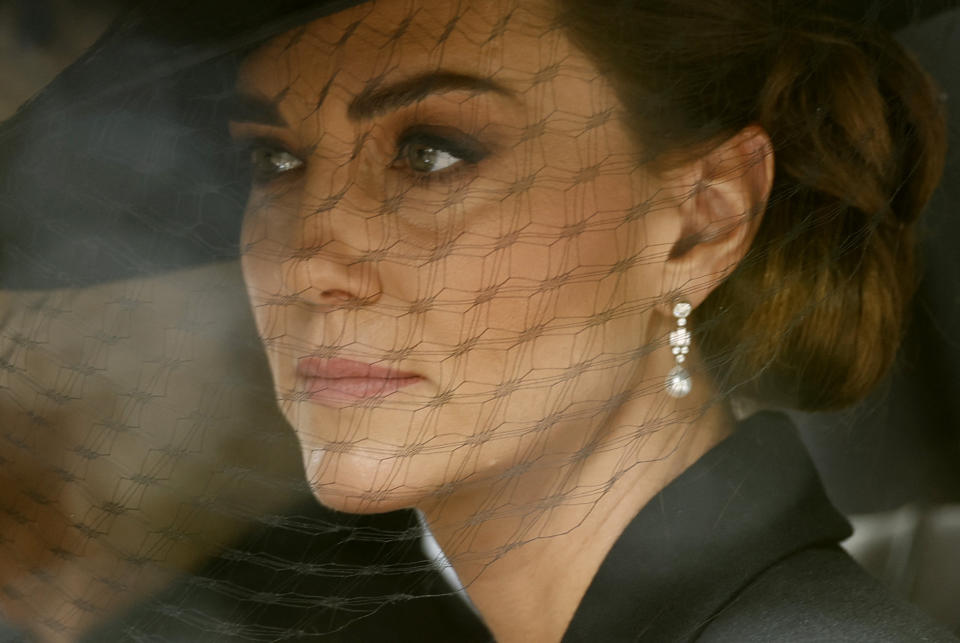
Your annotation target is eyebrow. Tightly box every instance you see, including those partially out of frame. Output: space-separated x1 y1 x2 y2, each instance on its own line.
226 92 286 127
228 71 514 128
347 71 515 120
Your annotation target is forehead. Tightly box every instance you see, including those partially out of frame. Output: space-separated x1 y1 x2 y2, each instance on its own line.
239 0 564 95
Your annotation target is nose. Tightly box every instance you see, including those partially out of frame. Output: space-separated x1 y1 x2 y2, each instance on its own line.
294 257 380 309
284 169 384 309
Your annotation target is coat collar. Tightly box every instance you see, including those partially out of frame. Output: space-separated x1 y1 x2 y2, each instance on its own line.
562 411 852 642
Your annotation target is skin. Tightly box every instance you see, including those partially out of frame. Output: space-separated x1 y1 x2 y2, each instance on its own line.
232 0 774 640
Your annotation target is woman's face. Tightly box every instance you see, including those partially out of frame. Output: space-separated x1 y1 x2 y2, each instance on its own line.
233 0 686 513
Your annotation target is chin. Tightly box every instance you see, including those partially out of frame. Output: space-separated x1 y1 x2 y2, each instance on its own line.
309 489 411 515
300 446 429 515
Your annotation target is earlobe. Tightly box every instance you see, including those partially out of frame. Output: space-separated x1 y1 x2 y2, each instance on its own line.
661 125 774 307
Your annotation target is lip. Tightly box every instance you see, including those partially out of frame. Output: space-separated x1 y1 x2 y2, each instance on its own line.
296 357 423 407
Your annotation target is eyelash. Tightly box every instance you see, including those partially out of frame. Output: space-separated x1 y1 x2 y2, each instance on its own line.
390 126 488 185
241 126 488 186
245 139 305 184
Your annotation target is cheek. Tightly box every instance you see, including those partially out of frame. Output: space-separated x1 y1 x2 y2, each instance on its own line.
240 245 283 304
239 209 294 385
239 220 281 334
239 188 308 302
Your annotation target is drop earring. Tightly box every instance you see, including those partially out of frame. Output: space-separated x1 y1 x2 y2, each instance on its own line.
665 300 692 398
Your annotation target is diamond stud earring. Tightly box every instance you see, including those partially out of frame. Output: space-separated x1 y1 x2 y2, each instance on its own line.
665 300 692 398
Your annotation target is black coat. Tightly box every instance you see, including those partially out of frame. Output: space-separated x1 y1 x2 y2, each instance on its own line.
564 412 957 642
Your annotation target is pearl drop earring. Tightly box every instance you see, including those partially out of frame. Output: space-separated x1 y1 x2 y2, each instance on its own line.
665 300 692 398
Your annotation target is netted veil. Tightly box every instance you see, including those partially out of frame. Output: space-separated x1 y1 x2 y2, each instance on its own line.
0 0 955 641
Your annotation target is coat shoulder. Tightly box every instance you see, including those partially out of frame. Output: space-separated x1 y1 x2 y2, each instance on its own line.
698 547 957 643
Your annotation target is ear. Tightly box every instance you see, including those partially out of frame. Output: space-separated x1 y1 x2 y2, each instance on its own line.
660 125 774 307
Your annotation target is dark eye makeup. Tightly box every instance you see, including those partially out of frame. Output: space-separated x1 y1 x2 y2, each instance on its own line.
237 124 489 186
393 125 489 169
233 136 306 184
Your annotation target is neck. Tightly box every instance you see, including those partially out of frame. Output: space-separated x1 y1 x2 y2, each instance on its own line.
418 379 735 643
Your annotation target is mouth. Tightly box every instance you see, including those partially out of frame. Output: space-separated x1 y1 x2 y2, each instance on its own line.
296 357 423 406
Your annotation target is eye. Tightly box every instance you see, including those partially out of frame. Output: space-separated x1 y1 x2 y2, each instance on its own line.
249 145 304 181
392 126 488 178
401 144 463 173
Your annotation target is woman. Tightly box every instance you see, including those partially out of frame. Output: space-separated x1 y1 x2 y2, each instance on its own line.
0 0 955 641
226 0 953 641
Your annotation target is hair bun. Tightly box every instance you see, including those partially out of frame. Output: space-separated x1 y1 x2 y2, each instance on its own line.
696 20 948 410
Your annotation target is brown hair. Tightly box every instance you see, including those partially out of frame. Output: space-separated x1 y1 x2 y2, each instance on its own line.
559 0 948 410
